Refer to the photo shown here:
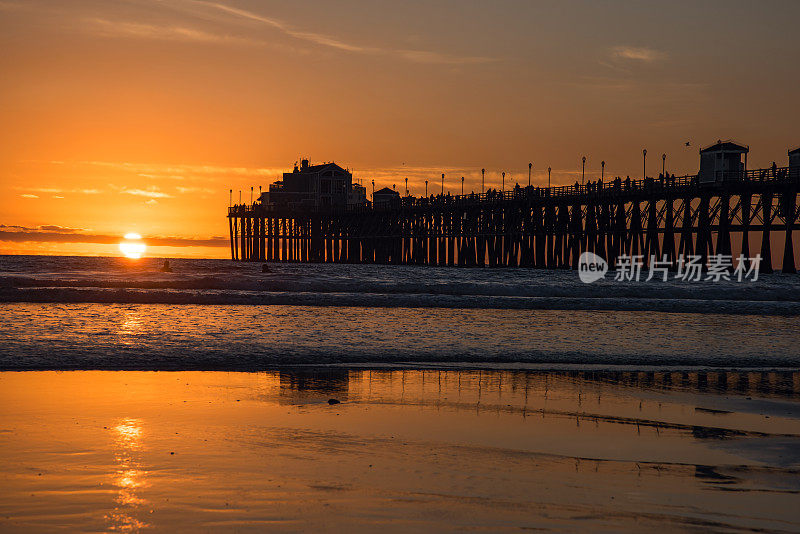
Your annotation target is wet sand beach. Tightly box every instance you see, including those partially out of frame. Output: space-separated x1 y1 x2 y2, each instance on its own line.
1 369 799 532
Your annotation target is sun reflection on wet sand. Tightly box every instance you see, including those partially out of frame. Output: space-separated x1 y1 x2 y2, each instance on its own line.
106 418 149 532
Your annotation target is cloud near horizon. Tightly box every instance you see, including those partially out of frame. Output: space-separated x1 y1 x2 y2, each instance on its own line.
611 46 666 62
15 186 101 195
121 188 173 199
0 225 228 248
81 160 284 181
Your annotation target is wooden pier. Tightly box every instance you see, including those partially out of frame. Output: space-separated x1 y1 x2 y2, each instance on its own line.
228 167 799 273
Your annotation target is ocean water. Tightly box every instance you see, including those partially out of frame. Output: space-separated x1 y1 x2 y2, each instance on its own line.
1 255 799 370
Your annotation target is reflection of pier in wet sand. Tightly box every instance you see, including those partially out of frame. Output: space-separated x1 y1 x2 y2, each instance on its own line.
1 369 799 532
277 368 800 406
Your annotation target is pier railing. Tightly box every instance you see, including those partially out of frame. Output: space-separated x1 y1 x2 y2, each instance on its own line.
228 166 797 217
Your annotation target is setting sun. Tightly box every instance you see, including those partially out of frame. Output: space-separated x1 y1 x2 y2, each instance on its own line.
119 233 146 259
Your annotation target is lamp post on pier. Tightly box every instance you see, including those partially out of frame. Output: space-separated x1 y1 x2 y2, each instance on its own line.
405 177 408 196
502 172 505 192
528 162 532 186
662 153 666 176
441 173 444 195
581 156 586 186
239 190 241 204
461 176 464 195
642 149 647 179
547 167 551 189
229 189 232 207
371 180 375 202
425 180 428 197
481 168 485 194
601 161 605 181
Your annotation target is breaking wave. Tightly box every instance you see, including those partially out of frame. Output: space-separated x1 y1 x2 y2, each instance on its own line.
1 255 799 314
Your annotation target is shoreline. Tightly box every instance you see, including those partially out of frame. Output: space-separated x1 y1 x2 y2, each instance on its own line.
4 289 800 316
2 363 800 372
1 369 799 532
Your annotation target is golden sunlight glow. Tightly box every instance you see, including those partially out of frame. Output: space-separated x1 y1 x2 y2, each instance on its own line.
108 418 149 530
119 233 146 259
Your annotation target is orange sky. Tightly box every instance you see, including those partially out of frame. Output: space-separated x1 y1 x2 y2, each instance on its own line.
1 0 798 258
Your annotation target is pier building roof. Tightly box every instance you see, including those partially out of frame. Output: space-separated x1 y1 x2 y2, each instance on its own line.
291 161 347 174
700 140 749 154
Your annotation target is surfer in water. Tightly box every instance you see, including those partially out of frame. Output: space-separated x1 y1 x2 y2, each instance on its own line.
161 259 173 273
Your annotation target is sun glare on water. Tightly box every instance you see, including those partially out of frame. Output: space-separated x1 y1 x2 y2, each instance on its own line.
119 233 146 259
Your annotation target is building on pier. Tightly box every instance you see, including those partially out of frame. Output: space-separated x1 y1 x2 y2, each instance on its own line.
373 187 400 206
349 182 367 206
790 147 800 176
259 159 354 208
699 140 748 183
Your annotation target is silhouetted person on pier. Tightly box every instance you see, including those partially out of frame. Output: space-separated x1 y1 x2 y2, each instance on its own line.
161 260 172 272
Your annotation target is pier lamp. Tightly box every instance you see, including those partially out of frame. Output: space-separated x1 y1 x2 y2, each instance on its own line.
662 153 667 176
461 176 464 195
601 161 605 181
229 189 232 207
239 190 242 204
441 173 445 195
405 177 408 196
372 180 375 201
481 168 485 194
502 172 505 192
581 156 586 186
425 180 428 197
528 162 532 186
250 186 253 204
548 167 551 189
643 149 647 179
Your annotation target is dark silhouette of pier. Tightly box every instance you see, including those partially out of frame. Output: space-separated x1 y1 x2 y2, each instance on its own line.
228 165 800 273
